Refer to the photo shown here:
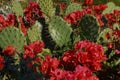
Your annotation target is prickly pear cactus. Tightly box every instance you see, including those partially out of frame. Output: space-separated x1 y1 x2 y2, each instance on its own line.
48 16 72 47
0 27 26 53
97 28 113 43
27 21 42 43
12 0 23 17
65 3 82 15
38 0 55 17
78 15 99 42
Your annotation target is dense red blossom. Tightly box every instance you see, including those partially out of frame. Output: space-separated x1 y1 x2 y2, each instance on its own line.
74 65 99 80
0 56 4 71
24 2 44 25
64 10 82 24
92 4 107 13
23 41 44 59
2 45 15 56
74 40 107 71
40 55 60 75
60 50 78 71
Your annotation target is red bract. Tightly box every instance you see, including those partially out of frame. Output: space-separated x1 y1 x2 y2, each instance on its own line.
24 2 44 25
60 50 78 71
2 45 15 56
23 41 44 59
64 11 82 24
92 4 108 13
84 0 93 5
0 14 8 31
40 55 60 75
6 14 17 27
74 65 99 80
50 69 66 80
0 56 4 71
74 40 107 71
29 41 44 53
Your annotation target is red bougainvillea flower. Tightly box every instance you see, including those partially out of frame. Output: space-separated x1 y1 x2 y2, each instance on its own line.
0 56 4 71
74 40 107 71
64 10 82 24
74 65 99 80
29 41 44 53
23 41 44 59
92 4 108 14
0 14 7 31
2 45 15 56
40 55 60 75
6 14 17 27
84 0 93 5
50 69 66 80
60 50 78 71
24 2 44 26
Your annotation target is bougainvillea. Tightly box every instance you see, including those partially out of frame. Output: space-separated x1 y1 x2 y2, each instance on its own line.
0 0 120 80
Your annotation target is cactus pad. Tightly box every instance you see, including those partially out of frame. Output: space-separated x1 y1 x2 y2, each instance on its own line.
65 3 82 15
78 15 99 42
0 27 26 53
12 0 23 17
38 0 55 17
27 21 42 43
48 16 72 47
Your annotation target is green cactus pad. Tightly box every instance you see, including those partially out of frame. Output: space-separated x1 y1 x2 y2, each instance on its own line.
27 21 42 43
102 2 115 14
0 27 26 53
97 28 113 43
65 3 82 15
38 0 55 17
12 0 23 17
78 15 99 42
48 16 72 47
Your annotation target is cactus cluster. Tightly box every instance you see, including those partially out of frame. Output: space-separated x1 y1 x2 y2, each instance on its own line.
78 15 99 42
0 27 26 53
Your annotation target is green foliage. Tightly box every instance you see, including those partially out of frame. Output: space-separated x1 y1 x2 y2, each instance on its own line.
78 15 99 42
12 0 23 17
0 27 26 53
38 0 55 17
48 16 72 47
65 3 82 15
27 21 42 43
97 28 113 43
